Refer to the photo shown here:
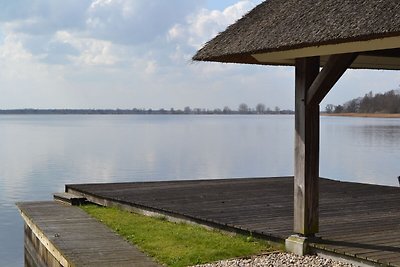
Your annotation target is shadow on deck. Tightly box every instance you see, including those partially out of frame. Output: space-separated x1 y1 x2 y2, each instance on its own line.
66 177 400 266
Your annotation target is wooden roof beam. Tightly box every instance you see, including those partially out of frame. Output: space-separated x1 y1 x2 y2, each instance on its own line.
306 53 358 106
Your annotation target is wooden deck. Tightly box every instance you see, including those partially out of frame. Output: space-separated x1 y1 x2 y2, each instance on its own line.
17 201 161 267
67 177 400 266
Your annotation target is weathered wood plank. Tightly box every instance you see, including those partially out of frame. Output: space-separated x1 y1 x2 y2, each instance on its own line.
17 201 161 267
53 192 87 205
294 57 320 235
67 177 400 266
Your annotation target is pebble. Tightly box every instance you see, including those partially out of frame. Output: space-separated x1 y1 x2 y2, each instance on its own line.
191 252 357 267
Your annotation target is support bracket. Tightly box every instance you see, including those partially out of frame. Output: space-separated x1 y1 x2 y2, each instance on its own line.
306 53 358 106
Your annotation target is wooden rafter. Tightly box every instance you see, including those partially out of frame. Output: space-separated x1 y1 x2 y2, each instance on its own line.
306 53 358 106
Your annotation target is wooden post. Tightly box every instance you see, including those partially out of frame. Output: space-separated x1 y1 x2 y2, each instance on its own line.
294 57 320 236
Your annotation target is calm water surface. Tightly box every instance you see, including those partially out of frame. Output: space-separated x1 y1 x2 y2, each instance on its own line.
0 115 399 266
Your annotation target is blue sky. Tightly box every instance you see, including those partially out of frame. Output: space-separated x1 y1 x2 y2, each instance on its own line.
0 0 398 110
207 0 252 10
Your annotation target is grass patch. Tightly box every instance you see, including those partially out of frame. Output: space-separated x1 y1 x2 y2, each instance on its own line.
81 205 276 267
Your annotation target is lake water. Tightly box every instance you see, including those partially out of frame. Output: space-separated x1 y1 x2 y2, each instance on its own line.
1 115 399 266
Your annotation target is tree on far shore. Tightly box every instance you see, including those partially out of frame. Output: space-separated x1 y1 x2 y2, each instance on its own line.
238 103 249 114
256 103 266 114
325 89 400 114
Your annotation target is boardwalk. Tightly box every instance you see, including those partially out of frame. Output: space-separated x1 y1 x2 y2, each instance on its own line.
17 201 161 267
67 177 400 266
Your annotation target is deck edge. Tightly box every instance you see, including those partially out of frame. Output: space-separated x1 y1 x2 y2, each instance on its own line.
66 187 285 246
17 203 71 267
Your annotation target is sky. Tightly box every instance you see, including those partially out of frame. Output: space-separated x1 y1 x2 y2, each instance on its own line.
0 0 399 110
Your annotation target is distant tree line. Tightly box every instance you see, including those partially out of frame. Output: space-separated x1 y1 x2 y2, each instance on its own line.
0 104 294 115
183 103 293 115
325 89 400 114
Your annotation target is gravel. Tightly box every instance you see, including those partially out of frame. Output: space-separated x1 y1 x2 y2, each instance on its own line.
191 252 358 267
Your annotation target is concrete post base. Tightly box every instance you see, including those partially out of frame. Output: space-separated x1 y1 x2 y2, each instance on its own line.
285 235 309 256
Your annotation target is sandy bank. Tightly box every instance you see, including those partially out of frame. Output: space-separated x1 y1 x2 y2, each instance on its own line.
322 113 400 118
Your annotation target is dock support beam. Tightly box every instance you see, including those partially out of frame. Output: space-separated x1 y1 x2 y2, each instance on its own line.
286 57 320 255
287 54 357 255
293 57 320 236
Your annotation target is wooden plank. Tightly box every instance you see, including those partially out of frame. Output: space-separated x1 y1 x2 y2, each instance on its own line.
294 57 320 235
314 239 400 261
53 192 87 205
67 177 400 266
17 201 161 267
306 53 358 106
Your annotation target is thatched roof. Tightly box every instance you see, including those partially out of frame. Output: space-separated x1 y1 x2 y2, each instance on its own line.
193 0 400 70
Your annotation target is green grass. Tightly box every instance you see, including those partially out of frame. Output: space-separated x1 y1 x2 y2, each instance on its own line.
81 205 277 267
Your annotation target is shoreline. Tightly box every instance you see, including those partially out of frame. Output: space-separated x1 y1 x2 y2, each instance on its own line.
322 113 400 118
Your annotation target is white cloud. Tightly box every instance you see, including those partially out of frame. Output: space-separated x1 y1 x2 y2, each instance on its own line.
165 0 258 78
0 0 398 110
0 32 56 85
86 0 201 45
144 60 158 75
0 33 32 61
168 1 255 49
1 1 255 71
55 31 118 66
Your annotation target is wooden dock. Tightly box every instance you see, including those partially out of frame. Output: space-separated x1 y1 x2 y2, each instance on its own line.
17 201 161 267
67 177 400 266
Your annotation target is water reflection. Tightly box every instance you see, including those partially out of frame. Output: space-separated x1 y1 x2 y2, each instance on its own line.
320 117 400 186
356 124 400 148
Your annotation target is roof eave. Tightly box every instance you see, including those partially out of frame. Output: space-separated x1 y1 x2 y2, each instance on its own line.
194 35 400 70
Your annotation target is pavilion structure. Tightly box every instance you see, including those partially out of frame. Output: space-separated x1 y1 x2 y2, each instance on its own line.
193 0 400 255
